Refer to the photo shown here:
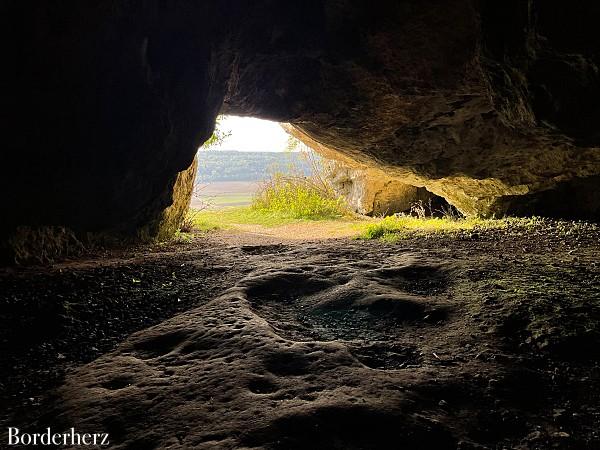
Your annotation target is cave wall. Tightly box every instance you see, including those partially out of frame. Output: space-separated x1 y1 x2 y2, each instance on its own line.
282 123 442 216
2 0 599 256
221 0 600 217
325 163 441 217
2 1 227 248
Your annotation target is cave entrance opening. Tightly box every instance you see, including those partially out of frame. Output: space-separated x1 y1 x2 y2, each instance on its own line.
185 115 357 240
192 115 299 211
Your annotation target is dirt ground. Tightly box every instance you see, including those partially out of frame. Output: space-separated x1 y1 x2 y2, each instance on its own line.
1 221 599 449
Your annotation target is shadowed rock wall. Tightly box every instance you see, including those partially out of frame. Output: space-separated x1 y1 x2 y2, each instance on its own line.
2 1 225 256
2 1 599 255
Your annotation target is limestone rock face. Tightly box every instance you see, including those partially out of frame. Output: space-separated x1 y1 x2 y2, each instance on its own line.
325 163 434 216
282 123 442 216
141 157 199 242
2 1 600 250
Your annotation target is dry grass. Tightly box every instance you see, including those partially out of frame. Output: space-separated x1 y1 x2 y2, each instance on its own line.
252 174 351 220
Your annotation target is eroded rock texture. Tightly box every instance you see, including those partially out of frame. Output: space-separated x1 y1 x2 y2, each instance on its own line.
325 164 437 216
283 123 443 216
12 230 596 449
3 1 599 250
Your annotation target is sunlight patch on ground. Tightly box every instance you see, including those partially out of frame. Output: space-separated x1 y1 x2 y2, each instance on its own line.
189 207 369 240
187 207 548 242
359 215 543 241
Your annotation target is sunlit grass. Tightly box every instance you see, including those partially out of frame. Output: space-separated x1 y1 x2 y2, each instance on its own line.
252 175 351 220
190 206 341 231
188 207 545 239
186 203 546 243
359 215 543 241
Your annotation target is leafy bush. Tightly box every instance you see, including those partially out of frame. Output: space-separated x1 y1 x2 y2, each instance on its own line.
252 174 350 220
250 138 351 220
252 175 348 220
202 115 232 148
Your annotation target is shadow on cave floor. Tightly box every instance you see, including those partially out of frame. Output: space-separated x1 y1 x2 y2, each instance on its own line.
1 223 599 449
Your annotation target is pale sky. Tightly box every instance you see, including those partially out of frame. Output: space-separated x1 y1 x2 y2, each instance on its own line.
205 115 290 152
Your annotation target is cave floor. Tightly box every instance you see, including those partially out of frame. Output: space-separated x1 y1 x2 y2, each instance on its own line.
1 222 599 449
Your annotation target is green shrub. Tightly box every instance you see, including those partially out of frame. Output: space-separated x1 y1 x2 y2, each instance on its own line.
251 174 350 220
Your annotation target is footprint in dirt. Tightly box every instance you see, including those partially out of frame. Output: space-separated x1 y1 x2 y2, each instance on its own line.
243 271 334 301
242 262 454 369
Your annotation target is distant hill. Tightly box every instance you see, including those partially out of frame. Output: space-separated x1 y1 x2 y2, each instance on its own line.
196 150 313 182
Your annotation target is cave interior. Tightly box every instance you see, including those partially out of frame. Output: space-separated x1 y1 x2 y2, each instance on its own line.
1 1 600 449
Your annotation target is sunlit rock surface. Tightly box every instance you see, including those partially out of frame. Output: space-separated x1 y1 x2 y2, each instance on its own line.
3 1 599 250
283 123 442 216
325 164 434 216
145 157 198 242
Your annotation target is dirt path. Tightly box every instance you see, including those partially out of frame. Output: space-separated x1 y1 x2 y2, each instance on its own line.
1 223 599 449
230 220 366 240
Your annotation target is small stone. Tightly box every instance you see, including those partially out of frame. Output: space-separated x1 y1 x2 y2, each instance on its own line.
526 431 542 442
488 378 499 388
